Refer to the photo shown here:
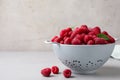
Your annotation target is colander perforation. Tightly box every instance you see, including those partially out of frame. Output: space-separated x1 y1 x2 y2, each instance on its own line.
61 59 105 72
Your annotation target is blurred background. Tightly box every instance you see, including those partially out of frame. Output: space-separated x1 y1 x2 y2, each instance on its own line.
0 0 120 51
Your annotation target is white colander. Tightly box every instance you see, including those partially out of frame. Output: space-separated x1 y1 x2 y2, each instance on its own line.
52 43 115 74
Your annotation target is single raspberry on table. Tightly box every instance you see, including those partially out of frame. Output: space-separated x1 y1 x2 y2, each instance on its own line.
63 69 72 78
41 68 51 77
51 66 59 74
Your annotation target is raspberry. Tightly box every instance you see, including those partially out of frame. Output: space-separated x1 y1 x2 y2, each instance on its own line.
92 35 97 39
107 35 115 43
78 25 89 34
63 69 71 78
51 36 58 42
68 31 72 36
80 25 88 28
76 34 85 43
74 27 80 34
84 35 93 43
71 38 82 45
63 36 68 41
88 31 96 35
64 37 71 44
54 37 61 43
94 37 106 44
75 34 83 42
51 66 59 74
91 26 101 35
60 40 64 44
70 31 78 39
102 31 109 35
87 40 95 45
81 33 86 41
66 27 72 32
60 29 67 38
41 68 51 77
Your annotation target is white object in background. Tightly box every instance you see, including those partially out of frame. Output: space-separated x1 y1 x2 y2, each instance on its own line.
111 45 120 59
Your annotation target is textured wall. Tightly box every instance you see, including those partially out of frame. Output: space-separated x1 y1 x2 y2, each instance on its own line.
0 0 120 51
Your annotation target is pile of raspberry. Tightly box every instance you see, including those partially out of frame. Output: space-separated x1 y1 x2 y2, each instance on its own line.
51 25 115 45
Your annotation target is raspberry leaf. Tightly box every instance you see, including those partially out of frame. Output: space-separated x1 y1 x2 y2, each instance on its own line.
97 33 110 40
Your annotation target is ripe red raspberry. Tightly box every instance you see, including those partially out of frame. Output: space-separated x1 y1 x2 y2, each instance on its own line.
94 37 107 44
74 27 80 34
80 25 88 28
91 26 101 35
107 35 115 43
60 40 64 44
41 68 51 77
54 37 61 43
81 33 86 41
51 66 59 74
63 36 68 41
79 25 89 34
68 31 72 36
102 31 109 35
63 69 71 78
60 29 68 38
84 35 93 43
74 34 85 43
88 31 96 35
70 31 78 39
51 36 58 42
75 34 83 42
71 38 82 45
66 27 72 32
92 35 97 39
64 37 71 44
87 40 95 45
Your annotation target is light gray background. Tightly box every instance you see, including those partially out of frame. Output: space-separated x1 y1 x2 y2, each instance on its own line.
0 0 120 51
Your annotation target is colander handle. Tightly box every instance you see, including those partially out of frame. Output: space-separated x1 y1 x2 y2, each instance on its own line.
44 40 60 45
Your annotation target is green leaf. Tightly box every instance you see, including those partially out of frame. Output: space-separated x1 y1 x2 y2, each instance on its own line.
97 33 110 40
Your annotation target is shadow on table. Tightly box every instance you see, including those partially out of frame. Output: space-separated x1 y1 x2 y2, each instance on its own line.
95 66 120 78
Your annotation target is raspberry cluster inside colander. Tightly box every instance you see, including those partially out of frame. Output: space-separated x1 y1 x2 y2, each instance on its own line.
51 25 115 45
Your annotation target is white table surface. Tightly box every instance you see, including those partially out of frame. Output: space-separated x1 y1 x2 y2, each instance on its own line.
0 52 120 80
